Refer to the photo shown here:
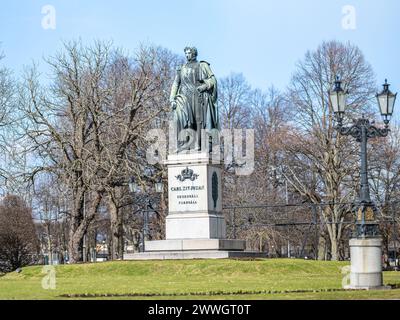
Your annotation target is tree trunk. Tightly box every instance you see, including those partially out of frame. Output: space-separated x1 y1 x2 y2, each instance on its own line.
68 232 83 263
317 235 326 260
68 190 102 263
324 205 343 261
46 223 52 265
108 193 123 260
326 224 339 261
330 236 339 261
118 221 124 259
382 229 390 269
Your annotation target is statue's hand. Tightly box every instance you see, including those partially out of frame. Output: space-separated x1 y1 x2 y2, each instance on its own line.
197 84 208 93
171 100 177 110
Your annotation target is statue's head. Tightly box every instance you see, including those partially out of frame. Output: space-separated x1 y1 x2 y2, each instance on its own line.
184 46 198 62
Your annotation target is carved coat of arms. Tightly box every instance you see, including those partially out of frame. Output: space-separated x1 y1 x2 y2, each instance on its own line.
175 167 199 182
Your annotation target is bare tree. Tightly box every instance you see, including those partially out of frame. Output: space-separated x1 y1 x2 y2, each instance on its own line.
0 48 26 198
218 73 255 242
0 49 14 136
33 173 68 264
18 41 179 263
252 86 290 202
100 45 179 259
18 41 114 263
369 124 400 267
219 73 252 130
280 40 376 260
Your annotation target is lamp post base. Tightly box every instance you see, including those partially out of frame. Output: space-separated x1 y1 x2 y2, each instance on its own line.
345 237 390 290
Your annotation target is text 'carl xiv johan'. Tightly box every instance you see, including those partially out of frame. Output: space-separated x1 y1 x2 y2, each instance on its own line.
170 185 205 192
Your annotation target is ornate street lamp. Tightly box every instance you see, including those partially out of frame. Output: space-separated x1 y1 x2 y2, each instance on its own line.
155 178 164 193
129 173 164 252
331 78 397 237
128 176 138 193
330 76 347 121
377 79 397 126
331 77 397 289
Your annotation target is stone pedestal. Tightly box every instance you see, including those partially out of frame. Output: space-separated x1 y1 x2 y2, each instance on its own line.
165 152 226 240
345 238 390 290
124 152 264 260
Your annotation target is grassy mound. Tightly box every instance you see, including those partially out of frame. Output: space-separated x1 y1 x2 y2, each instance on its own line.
0 259 399 299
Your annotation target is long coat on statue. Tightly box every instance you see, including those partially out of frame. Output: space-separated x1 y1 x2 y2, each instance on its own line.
170 60 219 145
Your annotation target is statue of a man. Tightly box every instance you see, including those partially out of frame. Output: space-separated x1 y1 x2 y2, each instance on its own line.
170 47 219 152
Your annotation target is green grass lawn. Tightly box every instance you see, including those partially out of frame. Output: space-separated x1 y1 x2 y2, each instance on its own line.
0 259 399 300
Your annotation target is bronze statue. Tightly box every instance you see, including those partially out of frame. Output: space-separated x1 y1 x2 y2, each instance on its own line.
170 47 219 152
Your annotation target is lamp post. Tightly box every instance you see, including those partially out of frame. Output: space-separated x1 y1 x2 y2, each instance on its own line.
128 173 164 253
331 77 397 289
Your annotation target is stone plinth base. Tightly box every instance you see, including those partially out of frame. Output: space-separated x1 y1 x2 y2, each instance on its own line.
345 237 388 290
124 250 266 260
123 239 265 261
127 151 261 261
145 239 246 252
166 214 226 239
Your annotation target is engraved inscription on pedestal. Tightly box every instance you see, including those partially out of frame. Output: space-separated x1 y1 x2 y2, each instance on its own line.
168 163 222 214
169 166 207 213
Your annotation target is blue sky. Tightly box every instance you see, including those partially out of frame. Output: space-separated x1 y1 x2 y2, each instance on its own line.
0 0 399 99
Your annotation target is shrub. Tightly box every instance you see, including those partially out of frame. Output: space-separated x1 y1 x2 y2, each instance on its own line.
0 195 39 273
